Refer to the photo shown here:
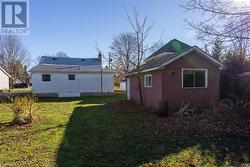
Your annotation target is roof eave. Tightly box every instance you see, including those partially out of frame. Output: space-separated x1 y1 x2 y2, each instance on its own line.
158 47 226 70
0 67 11 77
29 69 115 74
145 52 175 62
127 67 160 76
127 46 226 76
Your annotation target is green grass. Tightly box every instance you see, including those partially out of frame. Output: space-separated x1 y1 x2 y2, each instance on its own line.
0 91 249 167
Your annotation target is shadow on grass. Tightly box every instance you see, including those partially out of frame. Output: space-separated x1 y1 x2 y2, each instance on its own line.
56 104 250 167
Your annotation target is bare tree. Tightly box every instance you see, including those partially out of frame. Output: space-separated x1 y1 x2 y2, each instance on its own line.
56 51 69 58
183 0 250 98
127 8 153 105
231 30 250 56
102 8 162 104
34 51 69 65
110 32 137 77
150 41 164 53
182 0 250 42
34 56 42 65
0 36 30 85
182 0 250 71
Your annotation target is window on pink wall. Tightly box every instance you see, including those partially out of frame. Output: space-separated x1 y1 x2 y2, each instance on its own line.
182 69 207 88
144 74 152 87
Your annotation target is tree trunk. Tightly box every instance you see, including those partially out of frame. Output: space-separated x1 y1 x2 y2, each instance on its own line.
137 73 143 105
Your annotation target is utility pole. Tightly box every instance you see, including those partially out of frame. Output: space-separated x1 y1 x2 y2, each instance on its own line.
98 51 103 96
101 68 103 96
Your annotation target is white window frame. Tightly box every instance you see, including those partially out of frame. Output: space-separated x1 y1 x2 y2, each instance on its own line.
144 74 152 88
181 68 208 89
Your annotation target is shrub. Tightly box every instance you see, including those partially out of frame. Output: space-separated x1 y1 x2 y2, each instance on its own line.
0 95 11 103
220 98 245 111
219 98 234 112
11 96 38 125
237 101 250 119
0 89 11 93
219 98 250 118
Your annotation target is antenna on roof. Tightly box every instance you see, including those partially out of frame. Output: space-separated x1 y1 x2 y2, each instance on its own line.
98 51 102 66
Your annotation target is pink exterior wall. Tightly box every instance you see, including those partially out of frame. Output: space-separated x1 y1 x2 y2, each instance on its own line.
130 70 162 108
129 50 220 113
162 51 220 112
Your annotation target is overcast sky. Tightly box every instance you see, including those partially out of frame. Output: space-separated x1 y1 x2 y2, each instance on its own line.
21 0 204 65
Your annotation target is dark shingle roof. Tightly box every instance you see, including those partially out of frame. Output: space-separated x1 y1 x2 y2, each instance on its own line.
128 39 226 75
128 47 191 74
146 39 191 60
39 56 101 66
128 39 192 74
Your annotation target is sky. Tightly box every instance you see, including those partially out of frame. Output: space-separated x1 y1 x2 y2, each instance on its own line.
21 0 203 65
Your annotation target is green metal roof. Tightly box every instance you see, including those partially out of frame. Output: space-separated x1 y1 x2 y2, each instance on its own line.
128 46 191 74
146 39 191 60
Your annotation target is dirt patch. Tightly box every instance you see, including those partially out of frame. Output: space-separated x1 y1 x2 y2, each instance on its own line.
112 100 152 113
0 115 43 129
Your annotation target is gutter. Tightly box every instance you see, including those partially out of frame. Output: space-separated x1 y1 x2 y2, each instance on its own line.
126 67 161 76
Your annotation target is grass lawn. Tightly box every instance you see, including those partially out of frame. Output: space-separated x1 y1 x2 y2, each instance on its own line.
0 91 249 167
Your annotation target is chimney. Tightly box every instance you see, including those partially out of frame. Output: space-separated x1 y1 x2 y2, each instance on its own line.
98 51 102 64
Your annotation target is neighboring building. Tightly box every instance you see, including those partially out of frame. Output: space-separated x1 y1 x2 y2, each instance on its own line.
119 80 126 91
13 79 22 84
29 54 115 97
127 39 225 113
0 66 10 90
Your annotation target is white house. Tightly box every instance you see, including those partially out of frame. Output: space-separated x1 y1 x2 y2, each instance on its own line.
0 66 10 90
29 54 115 97
119 80 126 91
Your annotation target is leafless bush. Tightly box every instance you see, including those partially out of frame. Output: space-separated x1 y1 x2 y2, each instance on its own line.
220 97 248 111
175 103 199 116
11 96 38 125
238 101 250 119
219 98 234 112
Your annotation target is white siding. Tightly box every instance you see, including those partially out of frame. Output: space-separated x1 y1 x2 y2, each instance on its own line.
127 78 130 100
31 72 114 96
119 81 126 91
0 70 9 90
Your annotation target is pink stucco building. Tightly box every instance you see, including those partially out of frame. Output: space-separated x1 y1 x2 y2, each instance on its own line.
127 39 225 113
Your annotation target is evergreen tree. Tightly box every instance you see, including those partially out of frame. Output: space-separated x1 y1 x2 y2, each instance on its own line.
211 39 223 60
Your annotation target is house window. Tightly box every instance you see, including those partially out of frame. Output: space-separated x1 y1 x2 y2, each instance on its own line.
68 74 75 80
144 74 152 87
42 74 51 82
182 69 207 88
